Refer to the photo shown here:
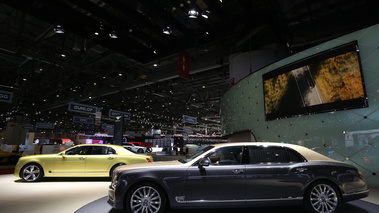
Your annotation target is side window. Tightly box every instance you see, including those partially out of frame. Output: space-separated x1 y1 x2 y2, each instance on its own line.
65 146 92 155
287 148 306 163
89 146 117 155
91 146 105 155
207 146 244 165
248 146 290 164
106 147 117 154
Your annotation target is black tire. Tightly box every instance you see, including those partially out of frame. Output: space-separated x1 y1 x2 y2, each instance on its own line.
125 182 167 213
304 181 341 213
146 147 153 153
21 163 44 182
137 148 144 153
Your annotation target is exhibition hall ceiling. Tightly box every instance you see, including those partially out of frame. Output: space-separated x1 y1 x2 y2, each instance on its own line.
1 0 379 135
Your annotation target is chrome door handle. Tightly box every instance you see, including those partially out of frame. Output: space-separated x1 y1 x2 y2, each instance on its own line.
79 157 85 160
108 157 114 160
232 169 244 174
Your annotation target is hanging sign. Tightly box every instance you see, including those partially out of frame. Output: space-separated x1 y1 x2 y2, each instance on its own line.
178 51 190 79
73 116 94 124
0 90 13 103
109 109 131 120
183 115 197 124
102 123 115 130
36 122 55 129
68 102 97 115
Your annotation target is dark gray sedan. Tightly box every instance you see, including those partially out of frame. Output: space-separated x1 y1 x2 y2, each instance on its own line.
107 142 369 213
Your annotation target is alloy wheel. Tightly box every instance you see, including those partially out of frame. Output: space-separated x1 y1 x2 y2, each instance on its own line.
22 164 42 182
130 186 162 213
309 183 339 213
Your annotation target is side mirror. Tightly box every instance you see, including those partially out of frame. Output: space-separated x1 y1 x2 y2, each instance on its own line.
198 158 210 168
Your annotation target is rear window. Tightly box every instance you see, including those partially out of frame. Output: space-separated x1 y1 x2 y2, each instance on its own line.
248 146 305 164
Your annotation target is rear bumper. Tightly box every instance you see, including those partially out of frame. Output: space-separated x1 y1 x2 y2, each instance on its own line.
342 189 370 202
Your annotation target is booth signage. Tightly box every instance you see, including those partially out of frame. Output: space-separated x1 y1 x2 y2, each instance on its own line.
68 102 97 115
183 115 197 124
73 116 94 124
0 90 13 103
109 109 131 120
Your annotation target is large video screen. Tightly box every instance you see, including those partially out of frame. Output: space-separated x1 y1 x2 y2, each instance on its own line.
263 41 368 121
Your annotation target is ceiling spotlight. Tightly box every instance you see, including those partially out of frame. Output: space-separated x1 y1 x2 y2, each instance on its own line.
54 25 64 34
162 26 172 35
188 9 198 18
109 31 118 38
201 10 211 19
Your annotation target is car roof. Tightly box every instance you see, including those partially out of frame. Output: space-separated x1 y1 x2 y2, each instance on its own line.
210 142 336 162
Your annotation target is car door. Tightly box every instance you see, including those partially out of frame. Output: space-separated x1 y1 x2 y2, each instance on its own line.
52 146 91 176
85 146 116 176
186 146 246 208
245 146 308 203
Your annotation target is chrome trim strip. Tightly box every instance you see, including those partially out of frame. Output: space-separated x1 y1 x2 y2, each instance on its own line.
343 189 370 196
180 197 303 204
246 197 303 202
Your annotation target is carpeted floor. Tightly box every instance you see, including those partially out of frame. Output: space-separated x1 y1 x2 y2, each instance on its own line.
76 196 379 213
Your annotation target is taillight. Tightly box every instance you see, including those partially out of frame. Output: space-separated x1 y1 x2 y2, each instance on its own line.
146 158 152 162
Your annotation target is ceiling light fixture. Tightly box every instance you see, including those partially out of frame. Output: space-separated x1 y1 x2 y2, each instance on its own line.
201 10 211 19
109 31 118 38
162 26 172 35
54 25 64 34
188 9 198 18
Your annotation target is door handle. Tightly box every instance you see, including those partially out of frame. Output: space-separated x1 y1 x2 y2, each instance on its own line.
79 157 85 160
108 157 114 160
232 169 244 174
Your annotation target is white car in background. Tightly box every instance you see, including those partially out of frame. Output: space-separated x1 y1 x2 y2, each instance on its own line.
123 143 150 153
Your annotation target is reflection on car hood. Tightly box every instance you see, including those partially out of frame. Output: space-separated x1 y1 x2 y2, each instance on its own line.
114 160 182 174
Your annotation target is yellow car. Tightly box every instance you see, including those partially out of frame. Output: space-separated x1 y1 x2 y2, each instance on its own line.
0 150 22 164
14 144 153 182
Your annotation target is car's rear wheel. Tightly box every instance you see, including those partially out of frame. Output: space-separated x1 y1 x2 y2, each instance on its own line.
137 148 144 153
125 183 167 213
109 163 125 177
304 181 341 213
21 163 44 182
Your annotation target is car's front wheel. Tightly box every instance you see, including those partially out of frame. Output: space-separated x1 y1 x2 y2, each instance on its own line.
304 181 341 213
125 183 167 213
21 163 44 182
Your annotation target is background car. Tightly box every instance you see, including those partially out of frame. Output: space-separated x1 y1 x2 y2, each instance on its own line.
14 144 153 182
108 142 369 213
0 150 22 165
123 142 151 153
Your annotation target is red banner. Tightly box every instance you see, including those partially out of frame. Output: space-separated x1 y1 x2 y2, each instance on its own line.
178 51 189 79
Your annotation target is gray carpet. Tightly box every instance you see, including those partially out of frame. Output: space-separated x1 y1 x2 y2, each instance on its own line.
75 196 377 213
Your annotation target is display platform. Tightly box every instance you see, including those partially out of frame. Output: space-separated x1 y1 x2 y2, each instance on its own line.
75 196 379 213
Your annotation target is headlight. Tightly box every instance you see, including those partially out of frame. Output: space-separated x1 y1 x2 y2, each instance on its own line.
111 173 118 189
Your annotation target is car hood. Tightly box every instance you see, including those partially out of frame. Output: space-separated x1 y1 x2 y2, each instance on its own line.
114 160 183 174
20 153 60 159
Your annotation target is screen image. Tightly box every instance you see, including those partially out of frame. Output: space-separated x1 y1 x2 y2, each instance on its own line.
263 41 368 121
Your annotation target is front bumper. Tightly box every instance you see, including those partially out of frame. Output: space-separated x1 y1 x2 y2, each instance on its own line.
107 184 125 209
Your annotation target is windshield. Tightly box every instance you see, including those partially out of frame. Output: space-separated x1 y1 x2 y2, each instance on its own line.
179 145 214 163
